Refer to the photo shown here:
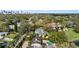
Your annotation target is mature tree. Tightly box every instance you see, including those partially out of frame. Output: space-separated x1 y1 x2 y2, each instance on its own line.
49 31 68 44
19 20 30 35
0 21 8 32
74 19 79 33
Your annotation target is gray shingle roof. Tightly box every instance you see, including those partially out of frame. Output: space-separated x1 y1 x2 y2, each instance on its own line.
0 32 8 35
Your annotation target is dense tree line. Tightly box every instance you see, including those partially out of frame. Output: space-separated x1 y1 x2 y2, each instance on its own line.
0 14 79 48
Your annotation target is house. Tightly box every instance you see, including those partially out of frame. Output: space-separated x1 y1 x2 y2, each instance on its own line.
57 22 62 28
9 22 21 31
47 23 57 30
0 35 13 41
30 34 56 48
67 21 76 28
9 24 15 31
63 27 68 31
3 38 13 41
0 42 8 48
31 42 42 48
47 22 63 31
0 32 8 36
17 22 21 27
35 28 48 37
30 34 43 48
0 32 14 41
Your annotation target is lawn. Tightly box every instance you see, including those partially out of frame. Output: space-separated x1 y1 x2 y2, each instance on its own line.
6 32 19 39
65 28 79 41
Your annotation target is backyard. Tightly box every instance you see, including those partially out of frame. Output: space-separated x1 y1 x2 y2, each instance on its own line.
65 28 79 41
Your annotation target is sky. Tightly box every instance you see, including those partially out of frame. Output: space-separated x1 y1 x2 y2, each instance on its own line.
0 0 79 13
26 10 79 13
0 0 79 10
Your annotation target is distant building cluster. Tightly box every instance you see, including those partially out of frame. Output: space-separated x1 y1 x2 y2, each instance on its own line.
0 10 31 14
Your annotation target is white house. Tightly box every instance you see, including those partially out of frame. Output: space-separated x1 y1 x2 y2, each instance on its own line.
9 25 15 30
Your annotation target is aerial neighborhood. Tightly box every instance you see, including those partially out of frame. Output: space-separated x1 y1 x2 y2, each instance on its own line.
0 10 79 48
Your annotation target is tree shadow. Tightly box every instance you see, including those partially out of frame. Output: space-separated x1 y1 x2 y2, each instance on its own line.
73 40 79 46
73 29 79 34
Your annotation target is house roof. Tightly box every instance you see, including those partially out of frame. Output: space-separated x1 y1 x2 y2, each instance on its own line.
47 22 62 28
32 36 42 44
0 32 8 35
35 28 48 35
31 43 42 48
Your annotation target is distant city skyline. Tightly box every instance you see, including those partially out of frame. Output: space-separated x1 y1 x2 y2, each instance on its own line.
0 10 79 14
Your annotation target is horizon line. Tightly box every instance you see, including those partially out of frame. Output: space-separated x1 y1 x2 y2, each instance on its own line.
0 10 79 14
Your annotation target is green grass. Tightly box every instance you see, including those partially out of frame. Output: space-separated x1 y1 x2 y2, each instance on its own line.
65 28 79 41
6 33 19 39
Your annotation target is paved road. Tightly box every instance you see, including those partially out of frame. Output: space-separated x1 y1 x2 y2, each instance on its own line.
14 34 26 48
